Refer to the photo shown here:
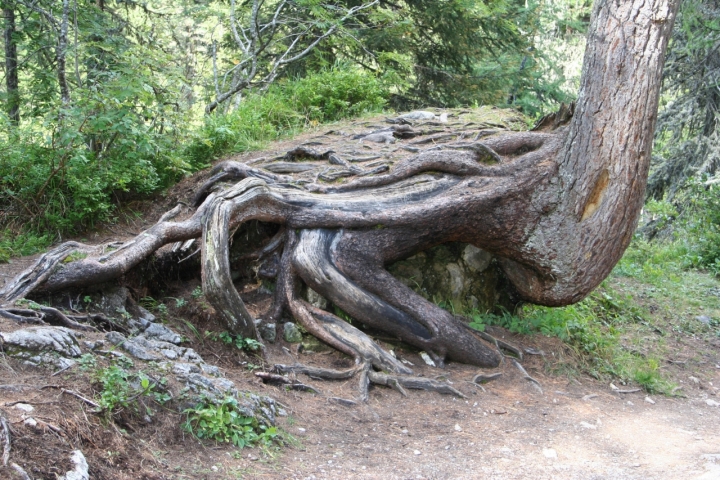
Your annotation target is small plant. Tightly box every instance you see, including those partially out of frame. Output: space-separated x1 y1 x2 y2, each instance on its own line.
183 396 278 448
207 331 263 353
140 296 169 317
78 353 97 371
191 286 204 299
167 296 188 308
94 364 167 416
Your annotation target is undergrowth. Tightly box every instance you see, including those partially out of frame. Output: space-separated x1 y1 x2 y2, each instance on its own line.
183 396 278 449
467 283 676 394
0 67 388 257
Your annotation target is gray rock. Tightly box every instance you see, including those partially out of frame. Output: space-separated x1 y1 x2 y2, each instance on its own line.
184 372 237 399
283 322 303 343
301 336 332 353
462 245 492 273
259 323 277 343
360 132 396 144
104 331 161 361
446 263 466 299
399 110 436 120
172 362 201 376
306 288 328 309
59 450 89 480
1 326 82 358
141 322 182 344
696 315 712 325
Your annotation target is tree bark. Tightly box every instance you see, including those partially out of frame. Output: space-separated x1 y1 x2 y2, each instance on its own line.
0 0 680 372
3 1 19 124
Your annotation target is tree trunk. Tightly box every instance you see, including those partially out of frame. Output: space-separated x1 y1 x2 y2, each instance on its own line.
3 1 19 124
57 0 70 108
0 0 680 374
499 0 679 304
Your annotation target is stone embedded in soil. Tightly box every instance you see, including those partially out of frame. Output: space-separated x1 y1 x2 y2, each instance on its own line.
259 322 277 343
106 331 162 361
0 326 82 368
543 448 558 459
284 322 303 343
58 450 89 480
141 322 182 344
301 336 332 353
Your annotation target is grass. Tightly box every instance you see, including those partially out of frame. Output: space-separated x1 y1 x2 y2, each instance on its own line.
468 224 720 394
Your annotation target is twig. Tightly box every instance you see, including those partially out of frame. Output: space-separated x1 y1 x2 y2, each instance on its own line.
11 463 31 480
1 409 10 466
60 389 101 410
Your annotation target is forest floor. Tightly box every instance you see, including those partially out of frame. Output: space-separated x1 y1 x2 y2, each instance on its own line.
1 111 720 479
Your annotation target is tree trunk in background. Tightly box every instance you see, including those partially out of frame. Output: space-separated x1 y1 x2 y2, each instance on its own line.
3 1 19 124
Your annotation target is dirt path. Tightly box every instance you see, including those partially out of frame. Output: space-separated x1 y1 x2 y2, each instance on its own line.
1 288 719 480
210 347 720 480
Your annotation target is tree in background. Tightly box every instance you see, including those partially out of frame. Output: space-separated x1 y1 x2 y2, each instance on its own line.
648 0 720 199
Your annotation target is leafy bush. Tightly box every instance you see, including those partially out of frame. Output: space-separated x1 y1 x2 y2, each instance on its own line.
206 331 263 353
184 67 387 168
94 364 168 417
0 71 192 237
183 396 278 448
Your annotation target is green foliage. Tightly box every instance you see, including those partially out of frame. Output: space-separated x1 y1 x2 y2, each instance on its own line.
648 0 720 198
206 331 263 353
184 67 386 167
467 286 676 391
95 363 169 416
0 231 53 263
183 396 278 448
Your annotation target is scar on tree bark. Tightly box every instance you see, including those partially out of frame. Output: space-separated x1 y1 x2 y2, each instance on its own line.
0 0 680 400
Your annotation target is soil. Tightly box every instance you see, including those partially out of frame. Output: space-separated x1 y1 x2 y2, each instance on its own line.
1 111 720 479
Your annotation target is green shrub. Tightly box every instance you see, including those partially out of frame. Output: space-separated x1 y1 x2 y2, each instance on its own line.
184 67 387 168
183 396 278 448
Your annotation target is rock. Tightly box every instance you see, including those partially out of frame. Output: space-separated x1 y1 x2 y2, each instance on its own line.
14 403 34 413
301 336 332 353
413 450 421 455
462 245 492 273
579 421 597 429
696 315 712 325
83 340 104 350
59 450 89 480
542 448 557 459
387 242 502 314
258 323 277 343
399 111 436 120
419 351 436 367
1 326 81 358
306 288 328 309
105 331 161 361
454 424 462 432
1 327 82 368
141 323 182 344
446 263 466 299
645 396 656 404
184 372 237 399
284 322 303 343
706 399 720 407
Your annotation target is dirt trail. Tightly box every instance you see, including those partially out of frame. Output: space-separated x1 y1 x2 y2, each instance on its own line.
224 347 720 480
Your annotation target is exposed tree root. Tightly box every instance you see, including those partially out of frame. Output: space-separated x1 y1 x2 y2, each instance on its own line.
0 0 681 402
